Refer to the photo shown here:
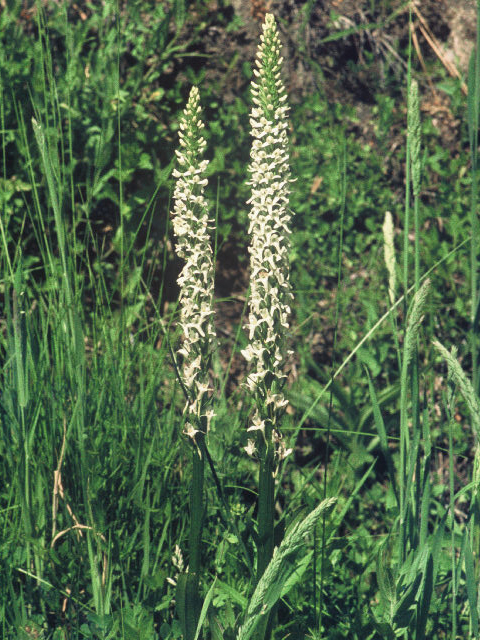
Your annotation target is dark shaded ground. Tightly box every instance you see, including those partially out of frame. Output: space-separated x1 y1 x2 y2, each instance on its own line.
184 0 471 392
187 0 468 278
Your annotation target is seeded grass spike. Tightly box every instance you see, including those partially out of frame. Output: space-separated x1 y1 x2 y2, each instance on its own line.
242 15 293 635
408 78 422 293
432 338 480 560
170 86 215 638
432 339 480 438
383 211 396 306
237 497 336 640
408 79 421 199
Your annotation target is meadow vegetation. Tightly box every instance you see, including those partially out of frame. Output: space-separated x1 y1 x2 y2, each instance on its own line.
1 1 480 638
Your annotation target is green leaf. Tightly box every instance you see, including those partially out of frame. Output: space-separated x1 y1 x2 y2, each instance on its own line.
214 578 248 608
193 578 217 640
392 572 421 628
415 553 434 640
173 0 186 29
376 558 396 622
209 614 225 640
236 498 336 640
366 368 398 507
464 529 479 636
176 572 202 640
370 618 396 640
12 264 28 409
139 152 153 170
467 47 479 153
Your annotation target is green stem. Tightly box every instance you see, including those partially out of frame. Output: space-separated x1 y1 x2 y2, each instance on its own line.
179 429 206 640
403 8 412 315
399 354 409 564
257 437 275 581
189 434 205 577
448 394 457 640
471 0 480 396
413 195 420 296
254 426 276 640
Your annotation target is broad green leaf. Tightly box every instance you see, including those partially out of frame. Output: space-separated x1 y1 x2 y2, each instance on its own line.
176 572 202 640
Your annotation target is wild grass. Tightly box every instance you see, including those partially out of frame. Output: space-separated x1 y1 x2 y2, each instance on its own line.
1 1 480 639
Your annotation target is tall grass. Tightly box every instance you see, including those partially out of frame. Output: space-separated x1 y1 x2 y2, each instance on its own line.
1 3 480 640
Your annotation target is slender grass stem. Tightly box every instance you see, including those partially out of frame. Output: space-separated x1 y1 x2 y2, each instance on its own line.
189 435 206 577
318 136 346 636
447 388 457 640
403 7 413 315
469 0 480 396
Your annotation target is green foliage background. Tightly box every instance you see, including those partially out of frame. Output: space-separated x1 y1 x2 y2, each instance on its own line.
0 1 478 638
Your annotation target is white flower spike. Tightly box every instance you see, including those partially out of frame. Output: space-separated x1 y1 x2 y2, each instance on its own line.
171 87 216 439
245 13 293 461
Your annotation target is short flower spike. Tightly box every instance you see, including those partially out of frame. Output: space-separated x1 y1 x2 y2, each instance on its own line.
171 87 216 435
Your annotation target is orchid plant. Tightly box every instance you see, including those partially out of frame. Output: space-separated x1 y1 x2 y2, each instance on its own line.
242 13 293 601
170 85 215 637
170 15 298 640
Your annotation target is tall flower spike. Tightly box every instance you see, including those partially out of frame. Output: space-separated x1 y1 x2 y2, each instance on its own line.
242 13 293 454
171 86 216 438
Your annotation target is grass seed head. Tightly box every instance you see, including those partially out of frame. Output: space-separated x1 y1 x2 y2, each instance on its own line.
382 210 396 306
408 78 421 196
